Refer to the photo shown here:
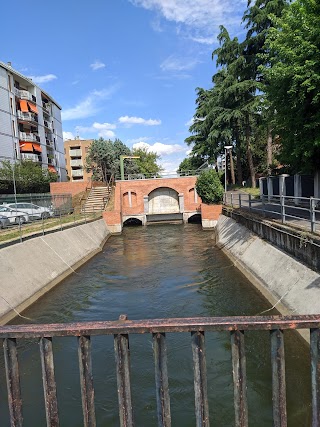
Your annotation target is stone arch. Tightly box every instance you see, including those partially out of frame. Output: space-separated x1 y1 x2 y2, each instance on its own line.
187 213 201 224
123 191 137 208
148 187 179 214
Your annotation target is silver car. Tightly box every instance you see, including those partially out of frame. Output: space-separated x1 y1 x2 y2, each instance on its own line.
0 215 10 228
0 206 29 224
5 203 53 220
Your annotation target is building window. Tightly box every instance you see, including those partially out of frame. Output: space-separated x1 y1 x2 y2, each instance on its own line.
12 120 16 137
10 98 14 113
8 75 11 92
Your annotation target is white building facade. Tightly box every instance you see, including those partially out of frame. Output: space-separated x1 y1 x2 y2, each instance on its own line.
0 61 67 181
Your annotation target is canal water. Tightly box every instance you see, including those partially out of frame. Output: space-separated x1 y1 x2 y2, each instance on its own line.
0 224 311 426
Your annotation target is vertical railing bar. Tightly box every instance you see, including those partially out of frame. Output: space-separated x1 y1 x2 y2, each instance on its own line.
39 337 60 427
231 330 248 427
270 329 287 427
3 337 23 427
191 331 210 427
114 333 134 427
310 328 320 427
153 332 171 427
78 335 96 427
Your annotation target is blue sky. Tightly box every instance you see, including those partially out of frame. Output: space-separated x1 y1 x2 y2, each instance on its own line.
1 0 247 171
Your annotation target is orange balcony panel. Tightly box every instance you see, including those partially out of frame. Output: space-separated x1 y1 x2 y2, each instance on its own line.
48 165 57 173
28 102 38 113
19 100 29 113
19 142 34 152
32 143 42 153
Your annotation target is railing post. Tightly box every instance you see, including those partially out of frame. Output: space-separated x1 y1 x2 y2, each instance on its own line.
248 194 252 212
231 330 248 427
39 337 60 427
4 338 23 427
153 332 171 427
78 335 96 427
239 193 241 208
310 197 316 233
114 315 134 427
270 329 287 427
310 328 320 427
231 193 234 208
191 331 210 427
280 195 285 223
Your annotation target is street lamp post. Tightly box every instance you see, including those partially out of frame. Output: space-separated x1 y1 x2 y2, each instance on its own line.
120 155 140 180
224 145 233 194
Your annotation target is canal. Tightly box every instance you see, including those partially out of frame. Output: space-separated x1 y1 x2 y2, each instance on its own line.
0 224 311 426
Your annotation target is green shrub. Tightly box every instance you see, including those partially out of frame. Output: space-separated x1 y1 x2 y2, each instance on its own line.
196 169 224 204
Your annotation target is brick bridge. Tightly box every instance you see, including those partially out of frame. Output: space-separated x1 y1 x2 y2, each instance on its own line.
103 176 222 232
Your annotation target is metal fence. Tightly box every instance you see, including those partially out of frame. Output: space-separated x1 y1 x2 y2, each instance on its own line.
0 314 319 426
224 193 320 233
115 169 206 181
0 192 104 246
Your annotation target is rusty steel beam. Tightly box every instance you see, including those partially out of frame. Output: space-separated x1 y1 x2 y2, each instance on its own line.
39 337 60 427
153 332 171 427
78 335 96 427
3 338 23 427
231 331 248 427
311 328 320 427
0 315 319 338
192 331 210 427
270 329 287 427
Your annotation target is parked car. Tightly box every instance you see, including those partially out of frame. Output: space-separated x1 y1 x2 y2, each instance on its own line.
0 206 29 224
0 215 10 229
5 203 53 220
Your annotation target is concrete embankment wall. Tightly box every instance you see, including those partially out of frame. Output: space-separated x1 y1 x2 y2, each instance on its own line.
0 219 110 325
216 215 320 324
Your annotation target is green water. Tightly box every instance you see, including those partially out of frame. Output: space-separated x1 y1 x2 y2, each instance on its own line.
0 224 312 426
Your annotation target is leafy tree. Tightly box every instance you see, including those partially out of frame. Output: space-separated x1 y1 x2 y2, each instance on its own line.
131 147 162 176
263 0 320 172
85 138 138 182
177 156 205 173
196 169 224 204
0 160 58 193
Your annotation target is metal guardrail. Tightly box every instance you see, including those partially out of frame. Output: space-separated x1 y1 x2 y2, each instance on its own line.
1 314 319 426
224 193 320 233
116 169 207 181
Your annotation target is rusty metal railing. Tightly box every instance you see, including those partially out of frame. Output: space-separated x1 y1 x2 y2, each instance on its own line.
1 314 320 427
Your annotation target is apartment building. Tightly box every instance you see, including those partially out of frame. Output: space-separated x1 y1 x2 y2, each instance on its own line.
64 138 93 181
0 61 67 180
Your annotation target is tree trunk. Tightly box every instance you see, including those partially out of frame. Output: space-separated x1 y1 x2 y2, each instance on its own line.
267 126 273 175
246 119 256 188
230 151 235 185
235 123 243 185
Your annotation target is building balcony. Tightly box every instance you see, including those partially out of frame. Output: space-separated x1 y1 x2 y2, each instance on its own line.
14 88 36 102
69 149 82 157
48 158 56 166
20 153 41 162
17 111 38 123
19 132 40 142
70 159 83 167
42 103 51 116
43 120 53 131
71 169 84 177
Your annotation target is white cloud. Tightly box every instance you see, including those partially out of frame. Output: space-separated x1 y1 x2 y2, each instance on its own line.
62 85 119 121
27 74 57 84
160 55 200 72
76 122 116 139
185 117 194 127
131 0 246 43
189 35 215 45
126 136 153 144
63 131 75 140
133 141 185 156
90 60 106 71
118 116 161 126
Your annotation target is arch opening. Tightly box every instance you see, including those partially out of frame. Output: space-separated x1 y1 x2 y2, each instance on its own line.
148 187 179 214
187 214 201 224
123 217 143 226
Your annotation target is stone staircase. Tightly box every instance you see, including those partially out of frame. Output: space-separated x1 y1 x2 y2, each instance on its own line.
82 186 111 213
